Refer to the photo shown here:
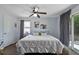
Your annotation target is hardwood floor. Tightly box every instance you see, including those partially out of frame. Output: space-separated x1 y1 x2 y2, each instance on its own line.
0 43 78 55
0 44 16 55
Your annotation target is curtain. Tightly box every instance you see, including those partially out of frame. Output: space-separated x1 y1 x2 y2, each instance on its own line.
20 20 24 39
60 10 71 46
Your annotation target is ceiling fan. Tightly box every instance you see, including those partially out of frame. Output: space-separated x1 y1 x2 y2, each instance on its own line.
28 6 47 18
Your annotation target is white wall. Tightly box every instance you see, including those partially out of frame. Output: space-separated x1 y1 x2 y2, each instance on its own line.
0 8 20 48
30 16 60 39
0 7 60 48
3 14 20 48
71 5 79 15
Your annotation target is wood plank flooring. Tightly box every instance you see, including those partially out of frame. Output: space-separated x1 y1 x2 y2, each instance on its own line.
0 44 16 55
0 43 78 55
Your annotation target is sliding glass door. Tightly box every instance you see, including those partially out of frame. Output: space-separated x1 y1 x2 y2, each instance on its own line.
73 15 79 51
70 14 79 53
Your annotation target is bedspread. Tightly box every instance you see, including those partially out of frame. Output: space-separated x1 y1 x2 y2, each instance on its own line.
16 35 64 54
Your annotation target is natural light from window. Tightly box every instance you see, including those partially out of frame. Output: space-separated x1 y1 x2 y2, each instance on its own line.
24 21 30 34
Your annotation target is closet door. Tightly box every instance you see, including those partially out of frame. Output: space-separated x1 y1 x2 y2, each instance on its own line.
3 14 13 47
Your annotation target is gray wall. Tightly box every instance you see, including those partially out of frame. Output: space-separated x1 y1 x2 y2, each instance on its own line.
30 16 60 39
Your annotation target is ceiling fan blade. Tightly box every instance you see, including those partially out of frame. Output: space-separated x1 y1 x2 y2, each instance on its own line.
29 14 34 17
37 14 40 18
34 12 47 14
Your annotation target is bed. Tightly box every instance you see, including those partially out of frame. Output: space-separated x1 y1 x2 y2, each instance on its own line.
16 34 65 55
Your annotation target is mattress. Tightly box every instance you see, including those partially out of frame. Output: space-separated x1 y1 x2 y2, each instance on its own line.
16 35 64 54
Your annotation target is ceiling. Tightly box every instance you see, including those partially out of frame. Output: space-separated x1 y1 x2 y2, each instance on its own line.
0 4 73 18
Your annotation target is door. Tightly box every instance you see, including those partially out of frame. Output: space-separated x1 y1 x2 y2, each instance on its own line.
3 14 14 47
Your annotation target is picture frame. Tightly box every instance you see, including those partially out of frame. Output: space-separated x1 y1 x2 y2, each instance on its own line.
40 24 47 29
34 21 39 28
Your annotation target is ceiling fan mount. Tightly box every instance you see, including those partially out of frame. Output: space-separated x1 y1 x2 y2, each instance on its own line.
29 6 47 18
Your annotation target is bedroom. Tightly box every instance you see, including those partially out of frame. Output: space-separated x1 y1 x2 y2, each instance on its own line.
0 4 79 55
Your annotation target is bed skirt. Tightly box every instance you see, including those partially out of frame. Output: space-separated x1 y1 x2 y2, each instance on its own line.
24 53 57 55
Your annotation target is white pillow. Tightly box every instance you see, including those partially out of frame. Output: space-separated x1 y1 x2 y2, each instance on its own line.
33 32 38 36
41 32 47 36
33 32 47 36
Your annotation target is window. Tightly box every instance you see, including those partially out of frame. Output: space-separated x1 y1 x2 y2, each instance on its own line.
24 21 31 34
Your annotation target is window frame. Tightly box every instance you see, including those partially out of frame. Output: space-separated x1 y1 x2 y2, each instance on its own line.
24 20 31 34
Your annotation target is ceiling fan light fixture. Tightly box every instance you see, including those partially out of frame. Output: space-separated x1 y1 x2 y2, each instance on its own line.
33 14 37 17
28 6 47 18
35 7 39 11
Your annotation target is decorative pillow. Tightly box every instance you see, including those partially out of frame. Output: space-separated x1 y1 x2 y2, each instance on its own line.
41 32 47 36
